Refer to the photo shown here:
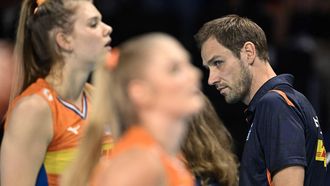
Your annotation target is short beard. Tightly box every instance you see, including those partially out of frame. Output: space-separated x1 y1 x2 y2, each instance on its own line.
225 62 252 104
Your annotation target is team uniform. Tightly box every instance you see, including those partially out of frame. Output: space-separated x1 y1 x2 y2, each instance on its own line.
91 126 194 186
239 74 327 186
6 78 112 186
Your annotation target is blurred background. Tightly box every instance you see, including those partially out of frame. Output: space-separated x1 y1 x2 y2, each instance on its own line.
1 0 330 164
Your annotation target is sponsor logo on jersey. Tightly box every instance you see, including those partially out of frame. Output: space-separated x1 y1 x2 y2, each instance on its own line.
313 116 319 128
42 88 53 101
246 123 254 141
67 125 81 135
315 139 327 167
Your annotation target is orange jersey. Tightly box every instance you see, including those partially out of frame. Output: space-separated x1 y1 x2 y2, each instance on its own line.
6 78 112 186
91 126 194 186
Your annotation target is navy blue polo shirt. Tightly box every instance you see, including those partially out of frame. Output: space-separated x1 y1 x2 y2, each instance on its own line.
239 74 326 186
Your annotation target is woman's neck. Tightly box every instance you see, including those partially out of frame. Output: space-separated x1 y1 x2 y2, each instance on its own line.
139 111 188 156
45 60 91 104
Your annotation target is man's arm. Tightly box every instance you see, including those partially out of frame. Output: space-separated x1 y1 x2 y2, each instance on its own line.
1 95 53 186
257 92 307 185
272 166 304 186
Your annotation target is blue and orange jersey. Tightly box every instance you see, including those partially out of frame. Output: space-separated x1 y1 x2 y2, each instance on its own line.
91 126 194 186
240 74 326 186
6 78 112 186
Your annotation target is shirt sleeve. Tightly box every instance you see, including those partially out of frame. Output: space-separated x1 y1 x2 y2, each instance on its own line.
255 91 307 176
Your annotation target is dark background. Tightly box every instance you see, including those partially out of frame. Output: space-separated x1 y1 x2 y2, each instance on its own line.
1 0 330 163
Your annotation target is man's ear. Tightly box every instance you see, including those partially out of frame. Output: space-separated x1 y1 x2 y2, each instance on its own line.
55 31 73 52
128 80 153 108
241 41 256 65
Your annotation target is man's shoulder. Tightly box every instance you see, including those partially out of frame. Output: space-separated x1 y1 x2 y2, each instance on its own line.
253 89 303 123
256 90 292 109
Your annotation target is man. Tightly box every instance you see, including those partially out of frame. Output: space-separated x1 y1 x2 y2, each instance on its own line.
195 14 326 186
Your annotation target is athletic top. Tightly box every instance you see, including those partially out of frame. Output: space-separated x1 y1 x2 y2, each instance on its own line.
6 78 112 186
91 125 194 186
239 74 327 186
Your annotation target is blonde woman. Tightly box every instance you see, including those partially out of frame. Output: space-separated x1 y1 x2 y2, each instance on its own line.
1 0 112 185
62 32 204 186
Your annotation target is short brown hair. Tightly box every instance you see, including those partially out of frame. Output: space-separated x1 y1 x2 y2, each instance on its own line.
195 14 269 61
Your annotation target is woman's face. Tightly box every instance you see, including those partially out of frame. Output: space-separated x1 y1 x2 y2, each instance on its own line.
68 1 112 66
141 38 204 118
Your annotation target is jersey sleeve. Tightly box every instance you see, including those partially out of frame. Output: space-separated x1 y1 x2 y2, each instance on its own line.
255 91 307 176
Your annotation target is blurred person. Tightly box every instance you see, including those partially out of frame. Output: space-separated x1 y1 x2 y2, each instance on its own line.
0 40 14 143
0 40 14 122
0 0 112 185
195 14 326 186
182 93 238 186
62 32 203 186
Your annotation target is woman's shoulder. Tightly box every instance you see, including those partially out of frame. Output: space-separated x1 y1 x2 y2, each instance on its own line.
93 148 164 186
4 93 53 141
4 77 54 128
9 93 51 121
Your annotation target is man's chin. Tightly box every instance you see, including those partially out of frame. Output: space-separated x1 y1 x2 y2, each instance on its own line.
224 95 240 104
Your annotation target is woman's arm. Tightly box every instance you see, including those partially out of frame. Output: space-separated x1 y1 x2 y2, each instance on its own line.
1 95 53 186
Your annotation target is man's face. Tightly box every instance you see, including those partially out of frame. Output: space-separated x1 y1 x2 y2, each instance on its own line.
201 37 252 104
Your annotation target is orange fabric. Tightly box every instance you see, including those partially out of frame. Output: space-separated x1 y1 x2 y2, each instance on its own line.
271 90 295 107
9 79 91 151
266 169 273 186
267 90 294 186
91 126 194 186
36 0 45 6
5 79 99 186
105 48 120 70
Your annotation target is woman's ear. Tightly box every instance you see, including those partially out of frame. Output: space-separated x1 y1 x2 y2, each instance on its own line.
241 41 256 65
128 80 153 108
55 31 73 52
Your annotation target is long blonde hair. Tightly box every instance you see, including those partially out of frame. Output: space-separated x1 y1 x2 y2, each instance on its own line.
182 94 239 186
61 33 182 186
11 0 89 102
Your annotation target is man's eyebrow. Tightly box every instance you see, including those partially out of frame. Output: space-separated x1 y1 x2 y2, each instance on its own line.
203 56 218 68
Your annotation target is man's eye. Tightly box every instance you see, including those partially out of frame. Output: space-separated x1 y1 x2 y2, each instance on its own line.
212 60 223 67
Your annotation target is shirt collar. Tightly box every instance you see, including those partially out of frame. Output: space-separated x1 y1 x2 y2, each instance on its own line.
246 74 294 114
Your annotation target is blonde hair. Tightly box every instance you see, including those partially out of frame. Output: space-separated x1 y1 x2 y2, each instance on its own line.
61 33 183 186
182 94 239 186
11 0 89 102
